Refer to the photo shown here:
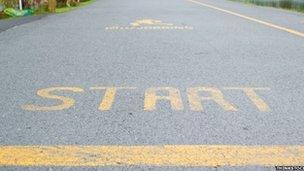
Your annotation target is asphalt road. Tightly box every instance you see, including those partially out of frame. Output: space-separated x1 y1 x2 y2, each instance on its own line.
0 0 304 170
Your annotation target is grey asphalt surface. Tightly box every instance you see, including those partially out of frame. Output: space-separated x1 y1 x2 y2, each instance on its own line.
0 15 45 33
0 0 304 170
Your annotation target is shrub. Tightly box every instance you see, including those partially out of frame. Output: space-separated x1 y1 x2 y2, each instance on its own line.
23 0 45 9
0 0 19 8
235 0 304 12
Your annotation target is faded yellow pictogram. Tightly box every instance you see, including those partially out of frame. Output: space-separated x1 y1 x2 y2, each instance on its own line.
130 19 173 27
105 18 193 30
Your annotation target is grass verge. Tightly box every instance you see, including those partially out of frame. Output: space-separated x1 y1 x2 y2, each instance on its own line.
0 0 94 20
230 0 304 13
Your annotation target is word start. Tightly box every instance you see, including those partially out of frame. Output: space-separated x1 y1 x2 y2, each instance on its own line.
22 86 271 112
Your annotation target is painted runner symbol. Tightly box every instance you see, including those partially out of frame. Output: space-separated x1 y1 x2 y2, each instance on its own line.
130 19 174 27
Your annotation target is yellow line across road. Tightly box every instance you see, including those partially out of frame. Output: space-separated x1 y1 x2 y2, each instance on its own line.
0 145 304 166
187 0 304 38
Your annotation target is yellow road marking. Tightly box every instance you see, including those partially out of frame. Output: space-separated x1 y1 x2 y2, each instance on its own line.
105 26 193 30
187 0 304 38
130 19 173 27
22 87 84 111
90 87 137 111
106 18 193 31
144 87 184 111
224 87 271 112
0 145 304 166
188 87 238 112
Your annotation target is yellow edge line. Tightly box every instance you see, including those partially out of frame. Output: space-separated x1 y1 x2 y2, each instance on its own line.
187 0 304 38
0 145 304 166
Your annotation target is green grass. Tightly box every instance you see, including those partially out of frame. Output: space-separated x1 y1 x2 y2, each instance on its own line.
0 0 94 20
230 0 304 13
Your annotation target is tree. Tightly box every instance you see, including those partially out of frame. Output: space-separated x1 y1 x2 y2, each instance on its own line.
48 0 56 12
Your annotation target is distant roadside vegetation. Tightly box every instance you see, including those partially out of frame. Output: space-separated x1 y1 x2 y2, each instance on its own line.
0 0 93 19
231 0 304 12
